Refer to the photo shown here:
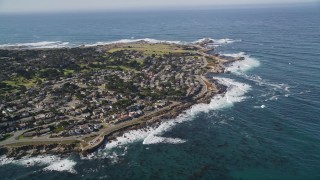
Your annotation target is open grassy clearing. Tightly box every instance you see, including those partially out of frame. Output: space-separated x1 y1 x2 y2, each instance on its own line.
107 43 195 56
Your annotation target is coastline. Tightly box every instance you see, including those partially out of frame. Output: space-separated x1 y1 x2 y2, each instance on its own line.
0 40 241 159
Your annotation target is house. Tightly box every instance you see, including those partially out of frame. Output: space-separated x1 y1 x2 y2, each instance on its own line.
6 107 16 113
154 100 169 108
0 122 8 128
83 128 91 134
19 123 27 129
39 128 51 134
24 131 36 137
19 117 34 123
94 124 102 130
82 113 91 119
43 118 55 124
116 116 132 124
21 112 30 118
35 114 46 120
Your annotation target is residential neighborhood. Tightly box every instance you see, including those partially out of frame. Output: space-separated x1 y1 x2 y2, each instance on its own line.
0 43 211 140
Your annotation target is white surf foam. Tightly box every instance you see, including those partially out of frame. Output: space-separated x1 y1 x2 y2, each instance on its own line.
0 41 70 49
0 155 57 167
143 136 186 145
234 73 291 101
43 159 77 174
17 155 58 167
193 38 241 47
142 118 187 145
93 77 250 155
85 38 183 47
225 54 293 102
224 52 260 73
241 74 290 92
254 105 266 109
0 155 77 174
143 77 250 144
0 37 239 49
89 37 240 47
0 155 14 166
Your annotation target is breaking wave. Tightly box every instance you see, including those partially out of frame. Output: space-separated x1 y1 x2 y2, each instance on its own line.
0 41 70 49
0 37 239 49
223 52 292 101
85 38 183 47
224 52 260 73
193 38 241 46
0 155 14 166
86 77 251 161
43 159 77 174
0 155 77 174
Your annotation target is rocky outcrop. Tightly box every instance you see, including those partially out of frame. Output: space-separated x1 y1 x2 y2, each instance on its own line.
3 143 80 159
0 147 8 156
196 38 214 48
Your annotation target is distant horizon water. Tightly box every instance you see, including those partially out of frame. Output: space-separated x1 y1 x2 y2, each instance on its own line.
0 5 320 180
0 1 318 14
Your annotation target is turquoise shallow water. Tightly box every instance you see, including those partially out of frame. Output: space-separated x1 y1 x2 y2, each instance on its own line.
0 5 320 179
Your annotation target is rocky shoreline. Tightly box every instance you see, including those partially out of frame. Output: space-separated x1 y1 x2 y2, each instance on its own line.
0 74 227 159
81 76 228 155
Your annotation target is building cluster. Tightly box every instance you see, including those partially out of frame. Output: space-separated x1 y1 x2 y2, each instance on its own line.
0 44 205 139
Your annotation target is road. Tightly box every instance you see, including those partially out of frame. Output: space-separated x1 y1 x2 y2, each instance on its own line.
0 102 180 147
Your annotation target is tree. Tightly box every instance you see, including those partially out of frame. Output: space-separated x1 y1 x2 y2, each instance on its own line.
18 85 27 93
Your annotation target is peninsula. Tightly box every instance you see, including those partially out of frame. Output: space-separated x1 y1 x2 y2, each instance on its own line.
0 40 241 158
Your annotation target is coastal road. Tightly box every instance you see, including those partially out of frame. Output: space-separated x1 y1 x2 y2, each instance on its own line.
82 101 181 151
0 102 180 147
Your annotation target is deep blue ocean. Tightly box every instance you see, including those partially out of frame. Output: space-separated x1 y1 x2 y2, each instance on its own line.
0 5 320 180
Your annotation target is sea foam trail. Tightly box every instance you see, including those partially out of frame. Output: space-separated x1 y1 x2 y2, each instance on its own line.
92 77 251 157
17 155 58 166
85 38 183 47
223 53 292 100
143 77 251 144
86 37 239 47
0 41 70 49
0 155 14 166
193 38 241 46
224 52 260 73
43 159 77 174
0 155 77 174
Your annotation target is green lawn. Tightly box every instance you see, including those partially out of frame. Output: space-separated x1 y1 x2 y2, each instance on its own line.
3 76 35 88
63 69 75 75
108 43 195 56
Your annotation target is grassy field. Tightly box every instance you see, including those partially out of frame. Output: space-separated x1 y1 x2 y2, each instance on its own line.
206 56 218 63
108 43 195 56
3 76 35 88
63 69 75 75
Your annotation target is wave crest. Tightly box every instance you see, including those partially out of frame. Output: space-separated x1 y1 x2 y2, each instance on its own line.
193 38 241 47
0 37 239 49
224 52 260 73
87 77 251 161
0 41 70 49
0 155 77 174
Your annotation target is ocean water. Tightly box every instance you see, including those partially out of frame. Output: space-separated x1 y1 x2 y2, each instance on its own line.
1 5 320 179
